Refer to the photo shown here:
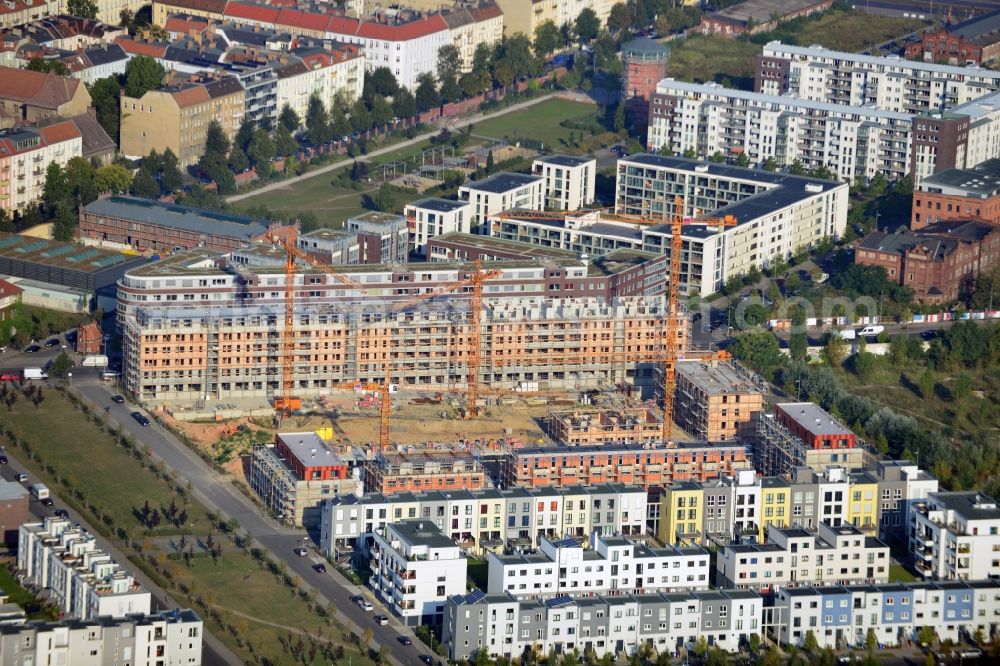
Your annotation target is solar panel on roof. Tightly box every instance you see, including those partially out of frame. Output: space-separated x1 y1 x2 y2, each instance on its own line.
14 240 48 253
66 249 100 263
0 236 23 249
544 595 575 608
41 245 75 258
464 589 486 604
90 255 126 268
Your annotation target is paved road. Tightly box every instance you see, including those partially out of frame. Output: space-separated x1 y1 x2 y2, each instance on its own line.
70 378 437 666
226 91 577 204
0 447 241 666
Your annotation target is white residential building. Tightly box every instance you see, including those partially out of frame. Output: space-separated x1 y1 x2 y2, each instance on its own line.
756 41 1000 114
487 532 709 598
370 520 468 625
0 122 82 214
910 491 1000 581
774 580 1000 650
716 522 890 591
459 172 545 230
320 485 649 559
872 460 939 544
445 588 763 661
648 80 914 183
0 610 204 666
18 517 151 620
532 155 597 211
273 45 365 122
404 197 473 255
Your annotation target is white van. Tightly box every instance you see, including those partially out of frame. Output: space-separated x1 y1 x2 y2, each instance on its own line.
835 329 856 341
22 368 47 380
81 355 109 367
858 325 885 337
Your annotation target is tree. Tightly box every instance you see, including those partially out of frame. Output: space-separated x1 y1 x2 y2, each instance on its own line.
852 350 877 382
823 331 848 367
436 44 463 85
574 8 600 43
94 164 132 194
50 351 73 378
368 67 399 97
273 124 297 157
350 160 369 182
129 168 159 198
26 58 69 75
533 20 562 57
735 153 751 167
247 129 275 178
865 628 878 651
159 149 183 193
472 43 493 75
761 156 778 171
88 77 121 142
371 96 394 128
952 372 973 402
370 183 398 212
439 76 462 103
52 204 77 242
789 159 807 175
614 102 626 133
415 73 439 112
392 87 417 119
204 120 230 160
67 0 97 18
486 151 495 173
918 368 936 399
329 104 350 139
730 330 783 379
65 156 98 208
802 630 819 653
227 147 249 173
607 2 632 33
496 34 538 81
124 55 164 97
349 99 372 133
304 93 331 145
790 307 808 362
917 626 937 647
279 104 299 132
234 117 255 153
708 151 726 163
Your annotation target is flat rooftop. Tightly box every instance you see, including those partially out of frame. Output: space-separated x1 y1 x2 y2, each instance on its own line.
777 402 853 438
0 480 27 501
930 491 1000 520
462 171 543 194
710 0 828 25
347 211 406 227
430 232 578 260
0 232 144 274
82 196 270 240
408 197 470 213
275 431 344 469
676 359 763 395
534 154 594 168
918 158 1000 196
389 520 457 549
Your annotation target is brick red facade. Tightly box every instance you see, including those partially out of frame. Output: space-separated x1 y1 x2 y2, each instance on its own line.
274 434 349 481
904 29 983 65
774 404 855 450
912 190 1000 229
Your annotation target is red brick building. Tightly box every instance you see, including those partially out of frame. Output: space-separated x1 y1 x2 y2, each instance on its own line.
912 160 1000 230
905 29 983 65
854 221 1000 303
698 0 832 37
774 403 855 451
274 432 350 481
76 321 101 354
0 277 21 322
621 39 669 133
0 480 30 545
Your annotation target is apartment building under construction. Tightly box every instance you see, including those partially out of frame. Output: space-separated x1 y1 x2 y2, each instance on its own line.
117 248 687 405
364 451 486 494
546 407 663 446
674 360 767 441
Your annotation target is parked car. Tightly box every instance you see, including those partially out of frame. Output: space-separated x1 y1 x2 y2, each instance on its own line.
398 637 413 646
373 614 388 626
111 395 125 404
41 497 53 506
131 411 150 427
313 563 326 573
295 547 307 556
44 338 59 348
14 473 27 482
357 599 374 611
53 509 68 519
420 656 434 665
0 373 17 381
24 345 40 353
0 456 7 464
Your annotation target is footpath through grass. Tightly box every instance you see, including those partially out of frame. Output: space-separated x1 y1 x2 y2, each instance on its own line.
0 388 372 666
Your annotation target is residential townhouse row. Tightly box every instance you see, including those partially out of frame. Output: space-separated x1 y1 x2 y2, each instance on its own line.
17 517 151 621
442 579 1000 660
152 0 503 89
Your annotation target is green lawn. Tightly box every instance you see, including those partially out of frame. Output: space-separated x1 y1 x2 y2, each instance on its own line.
666 35 762 86
467 557 488 590
760 8 926 53
238 179 376 226
0 563 58 620
1 391 214 536
470 98 602 146
0 389 371 666
889 563 917 583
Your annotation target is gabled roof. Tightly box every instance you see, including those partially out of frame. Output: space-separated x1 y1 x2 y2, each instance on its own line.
164 15 210 36
355 14 448 41
156 0 227 15
469 2 503 20
274 7 331 32
170 84 210 108
0 277 22 300
0 66 82 109
114 36 168 58
225 1 281 24
0 0 49 17
83 43 127 66
37 119 80 144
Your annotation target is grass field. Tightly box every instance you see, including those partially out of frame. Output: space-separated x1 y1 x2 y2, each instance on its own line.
0 389 371 666
241 179 376 225
0 563 58 620
758 8 926 53
470 98 601 146
889 563 916 583
666 35 762 86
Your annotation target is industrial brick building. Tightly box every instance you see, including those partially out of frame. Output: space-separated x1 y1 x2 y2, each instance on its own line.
249 432 362 526
79 196 293 253
546 406 663 446
116 249 686 405
674 360 766 441
855 221 1000 303
364 451 487 495
501 441 751 491
904 9 1000 66
699 0 831 37
911 159 1000 229
752 403 865 477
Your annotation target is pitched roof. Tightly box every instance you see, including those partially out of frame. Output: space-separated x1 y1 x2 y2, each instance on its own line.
83 43 127 66
0 0 49 18
46 112 115 159
203 76 243 98
114 36 168 58
275 7 331 32
355 14 448 40
154 0 227 15
0 277 22 300
469 2 503 20
38 119 80 144
164 15 210 36
225 1 281 23
0 66 82 109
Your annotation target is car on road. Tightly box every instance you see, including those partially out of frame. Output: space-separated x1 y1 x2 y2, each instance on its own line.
111 395 125 404
14 473 27 482
313 563 326 573
53 509 68 519
44 339 59 348
295 546 307 556
957 648 982 659
0 456 7 464
398 636 412 646
24 345 40 353
0 373 17 381
41 497 53 506
373 614 388 626
357 599 374 611
419 656 434 664
131 411 150 427
921 330 936 340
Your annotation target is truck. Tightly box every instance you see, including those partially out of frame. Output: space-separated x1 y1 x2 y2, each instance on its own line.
858 325 885 337
22 368 47 380
29 483 49 501
81 355 108 367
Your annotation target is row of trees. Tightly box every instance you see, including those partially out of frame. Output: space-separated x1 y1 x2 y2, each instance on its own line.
42 158 132 240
